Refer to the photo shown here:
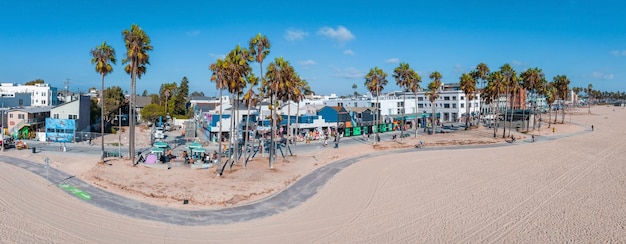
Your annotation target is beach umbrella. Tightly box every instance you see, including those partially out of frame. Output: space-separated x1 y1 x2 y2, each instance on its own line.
186 141 202 149
191 147 206 160
186 141 202 154
153 141 169 148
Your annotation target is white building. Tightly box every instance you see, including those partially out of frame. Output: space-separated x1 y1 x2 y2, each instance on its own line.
324 83 481 123
0 83 58 106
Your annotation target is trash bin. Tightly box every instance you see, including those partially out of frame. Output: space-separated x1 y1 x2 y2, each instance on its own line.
32 147 36 153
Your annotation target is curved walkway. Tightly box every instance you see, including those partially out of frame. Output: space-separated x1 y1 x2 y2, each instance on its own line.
0 126 589 226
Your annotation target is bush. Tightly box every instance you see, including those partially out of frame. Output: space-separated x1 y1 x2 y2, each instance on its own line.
112 128 117 134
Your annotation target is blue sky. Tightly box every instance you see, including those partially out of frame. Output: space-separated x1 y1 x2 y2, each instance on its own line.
1 0 625 96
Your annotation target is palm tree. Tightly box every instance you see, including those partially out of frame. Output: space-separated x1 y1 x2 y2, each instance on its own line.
224 45 251 168
587 83 593 114
242 73 259 168
572 87 583 106
209 58 228 173
544 82 557 128
249 33 270 158
507 72 521 137
393 62 420 141
90 41 116 163
498 64 516 138
459 73 476 130
485 71 505 137
352 83 358 98
473 63 490 125
364 67 388 143
263 57 295 169
553 75 570 124
426 71 442 135
520 67 544 130
122 24 152 164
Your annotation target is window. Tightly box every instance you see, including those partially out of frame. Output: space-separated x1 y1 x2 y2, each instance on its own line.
461 103 465 108
418 97 423 101
397 101 404 107
338 102 343 107
18 114 24 119
397 108 404 114
68 114 77 119
444 104 450 108
9 114 13 119
42 100 46 105
444 96 450 101
452 96 457 100
54 114 59 119
418 104 424 108
452 104 457 108
461 96 465 100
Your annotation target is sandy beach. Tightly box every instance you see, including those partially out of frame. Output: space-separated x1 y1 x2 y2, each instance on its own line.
1 105 625 243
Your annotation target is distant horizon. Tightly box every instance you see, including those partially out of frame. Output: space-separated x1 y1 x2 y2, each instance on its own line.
1 1 625 96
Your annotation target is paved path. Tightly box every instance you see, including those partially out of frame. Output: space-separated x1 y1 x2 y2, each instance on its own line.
0 126 588 226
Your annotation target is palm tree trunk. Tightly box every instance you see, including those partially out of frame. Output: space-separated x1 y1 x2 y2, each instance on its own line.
508 91 515 137
269 94 276 169
100 75 105 163
431 102 436 135
375 92 379 144
465 94 470 130
287 100 291 155
493 95 499 137
414 92 418 138
129 64 137 165
401 93 406 142
502 90 508 138
295 101 300 155
243 99 252 168
217 91 223 176
231 95 237 167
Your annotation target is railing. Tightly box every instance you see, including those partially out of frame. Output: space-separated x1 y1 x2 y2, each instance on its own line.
9 120 25 135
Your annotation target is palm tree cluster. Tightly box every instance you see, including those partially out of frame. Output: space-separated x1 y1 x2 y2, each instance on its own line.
363 62 573 140
89 24 152 165
482 63 572 137
209 34 311 173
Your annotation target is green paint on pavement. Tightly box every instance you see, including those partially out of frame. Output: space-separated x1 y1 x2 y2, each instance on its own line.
58 183 92 201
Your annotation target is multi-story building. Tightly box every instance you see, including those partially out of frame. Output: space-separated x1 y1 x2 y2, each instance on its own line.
324 83 481 124
0 83 59 106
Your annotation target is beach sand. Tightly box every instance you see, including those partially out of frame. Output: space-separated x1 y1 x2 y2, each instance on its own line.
1 106 624 243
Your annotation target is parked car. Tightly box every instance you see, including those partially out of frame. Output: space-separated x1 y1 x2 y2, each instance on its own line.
154 127 165 139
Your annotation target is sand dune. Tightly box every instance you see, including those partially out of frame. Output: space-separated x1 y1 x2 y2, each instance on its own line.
1 106 625 243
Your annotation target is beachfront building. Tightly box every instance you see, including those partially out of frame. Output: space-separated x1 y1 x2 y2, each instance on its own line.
0 82 59 106
324 83 481 126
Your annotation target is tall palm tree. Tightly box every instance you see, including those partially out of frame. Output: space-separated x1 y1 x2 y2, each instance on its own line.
507 73 521 137
122 24 152 164
473 63 490 125
364 67 388 143
553 75 570 124
263 57 295 169
459 73 476 130
209 58 228 173
393 62 420 141
544 82 557 128
486 71 505 137
224 45 251 168
587 83 593 114
426 71 442 135
249 34 270 158
90 41 116 163
498 64 516 138
242 73 259 168
520 67 544 130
